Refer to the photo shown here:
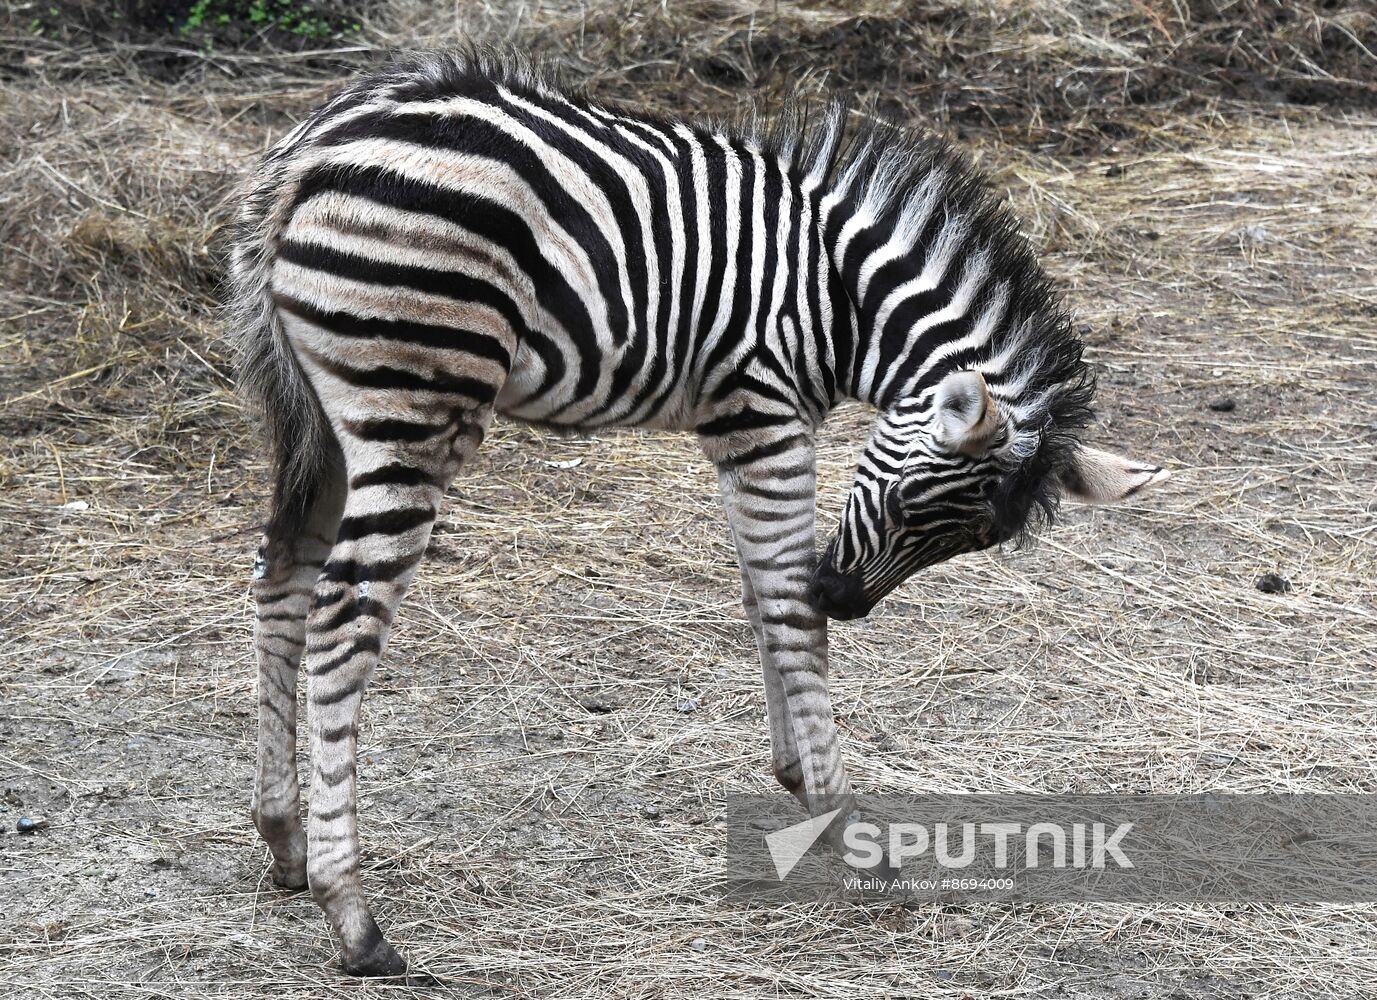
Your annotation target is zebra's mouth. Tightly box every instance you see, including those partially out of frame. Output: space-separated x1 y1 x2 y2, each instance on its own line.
814 596 873 621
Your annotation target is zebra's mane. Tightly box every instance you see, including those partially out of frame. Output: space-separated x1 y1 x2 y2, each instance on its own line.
757 102 1095 543
352 48 1096 543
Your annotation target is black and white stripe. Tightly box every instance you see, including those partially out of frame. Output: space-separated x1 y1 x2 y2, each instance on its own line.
230 51 1164 976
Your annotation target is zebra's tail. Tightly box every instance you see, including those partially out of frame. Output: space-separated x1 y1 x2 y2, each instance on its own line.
225 158 336 564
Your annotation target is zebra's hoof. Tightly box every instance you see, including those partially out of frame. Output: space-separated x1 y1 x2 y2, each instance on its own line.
341 937 408 979
270 861 308 892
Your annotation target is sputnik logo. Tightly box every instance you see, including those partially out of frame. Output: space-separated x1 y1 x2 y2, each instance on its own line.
763 808 842 880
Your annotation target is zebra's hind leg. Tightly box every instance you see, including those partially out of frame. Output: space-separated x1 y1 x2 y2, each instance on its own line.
732 546 807 805
251 461 345 891
303 415 489 978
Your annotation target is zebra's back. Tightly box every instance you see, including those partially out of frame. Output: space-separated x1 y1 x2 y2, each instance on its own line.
230 52 828 445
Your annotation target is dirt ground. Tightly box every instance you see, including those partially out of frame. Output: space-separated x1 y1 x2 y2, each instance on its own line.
2 3 1376 998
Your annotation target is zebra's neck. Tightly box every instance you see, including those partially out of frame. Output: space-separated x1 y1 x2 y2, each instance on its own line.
802 129 1066 422
817 166 999 412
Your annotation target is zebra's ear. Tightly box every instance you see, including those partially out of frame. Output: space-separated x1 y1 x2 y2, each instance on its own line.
932 370 1000 455
1059 446 1170 504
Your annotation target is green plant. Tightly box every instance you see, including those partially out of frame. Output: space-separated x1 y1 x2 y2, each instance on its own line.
173 0 362 44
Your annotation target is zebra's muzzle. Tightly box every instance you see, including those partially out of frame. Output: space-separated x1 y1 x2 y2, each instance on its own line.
808 559 872 621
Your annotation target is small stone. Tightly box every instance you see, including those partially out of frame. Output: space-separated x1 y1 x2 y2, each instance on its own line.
580 697 617 714
641 803 661 820
689 937 707 952
15 816 45 834
675 697 703 713
1104 164 1125 178
1256 573 1292 594
1208 397 1236 412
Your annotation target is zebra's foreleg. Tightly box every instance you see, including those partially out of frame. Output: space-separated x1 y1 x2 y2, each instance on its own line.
251 468 345 891
713 436 855 824
717 444 902 885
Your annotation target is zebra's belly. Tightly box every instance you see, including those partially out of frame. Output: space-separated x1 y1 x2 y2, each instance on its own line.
493 331 701 433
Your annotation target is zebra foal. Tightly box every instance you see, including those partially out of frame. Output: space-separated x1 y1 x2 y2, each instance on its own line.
230 52 1167 976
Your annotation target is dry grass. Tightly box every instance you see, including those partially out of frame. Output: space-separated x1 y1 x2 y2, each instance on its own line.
2 1 1376 997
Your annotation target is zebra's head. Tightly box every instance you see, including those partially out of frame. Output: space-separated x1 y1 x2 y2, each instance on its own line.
809 369 1168 620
